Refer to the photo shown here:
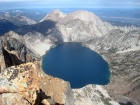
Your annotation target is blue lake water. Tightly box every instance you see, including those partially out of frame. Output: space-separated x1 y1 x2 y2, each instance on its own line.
42 42 110 88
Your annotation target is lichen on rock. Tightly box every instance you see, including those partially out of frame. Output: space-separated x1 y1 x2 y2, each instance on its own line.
0 61 74 105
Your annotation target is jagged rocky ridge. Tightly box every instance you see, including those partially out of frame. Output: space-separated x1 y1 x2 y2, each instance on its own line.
0 9 140 105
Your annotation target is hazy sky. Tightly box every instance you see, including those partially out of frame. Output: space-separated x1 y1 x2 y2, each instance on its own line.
0 0 140 8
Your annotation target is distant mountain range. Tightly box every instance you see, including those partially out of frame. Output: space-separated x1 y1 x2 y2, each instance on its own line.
0 12 36 26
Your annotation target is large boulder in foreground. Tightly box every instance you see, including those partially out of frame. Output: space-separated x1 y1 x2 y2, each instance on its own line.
0 62 74 105
0 62 39 104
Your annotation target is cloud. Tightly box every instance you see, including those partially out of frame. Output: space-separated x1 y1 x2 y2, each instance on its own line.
0 0 139 8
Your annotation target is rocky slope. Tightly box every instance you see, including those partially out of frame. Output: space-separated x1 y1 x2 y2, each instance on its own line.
73 85 119 105
84 28 140 105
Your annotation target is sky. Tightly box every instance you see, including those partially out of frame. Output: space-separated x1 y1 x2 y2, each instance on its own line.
0 0 140 9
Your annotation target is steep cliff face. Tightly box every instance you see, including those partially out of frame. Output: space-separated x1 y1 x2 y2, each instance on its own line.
0 31 40 70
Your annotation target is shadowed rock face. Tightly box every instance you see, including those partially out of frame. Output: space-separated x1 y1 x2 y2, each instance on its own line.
2 47 24 67
0 31 40 70
14 20 63 44
0 19 17 36
0 15 36 35
15 20 57 35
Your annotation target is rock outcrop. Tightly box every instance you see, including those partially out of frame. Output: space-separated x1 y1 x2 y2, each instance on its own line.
36 61 74 105
0 62 39 105
0 61 74 105
0 31 40 69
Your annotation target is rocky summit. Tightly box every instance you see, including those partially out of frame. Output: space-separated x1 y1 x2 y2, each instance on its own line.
0 9 140 105
40 9 113 41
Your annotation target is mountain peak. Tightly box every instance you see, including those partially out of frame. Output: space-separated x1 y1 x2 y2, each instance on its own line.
68 10 100 22
40 9 113 39
41 9 102 23
40 9 66 22
52 9 62 14
51 9 66 18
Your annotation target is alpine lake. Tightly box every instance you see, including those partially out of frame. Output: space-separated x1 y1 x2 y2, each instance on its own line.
42 42 110 88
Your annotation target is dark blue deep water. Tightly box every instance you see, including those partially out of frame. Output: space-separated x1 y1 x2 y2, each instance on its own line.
42 42 110 88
